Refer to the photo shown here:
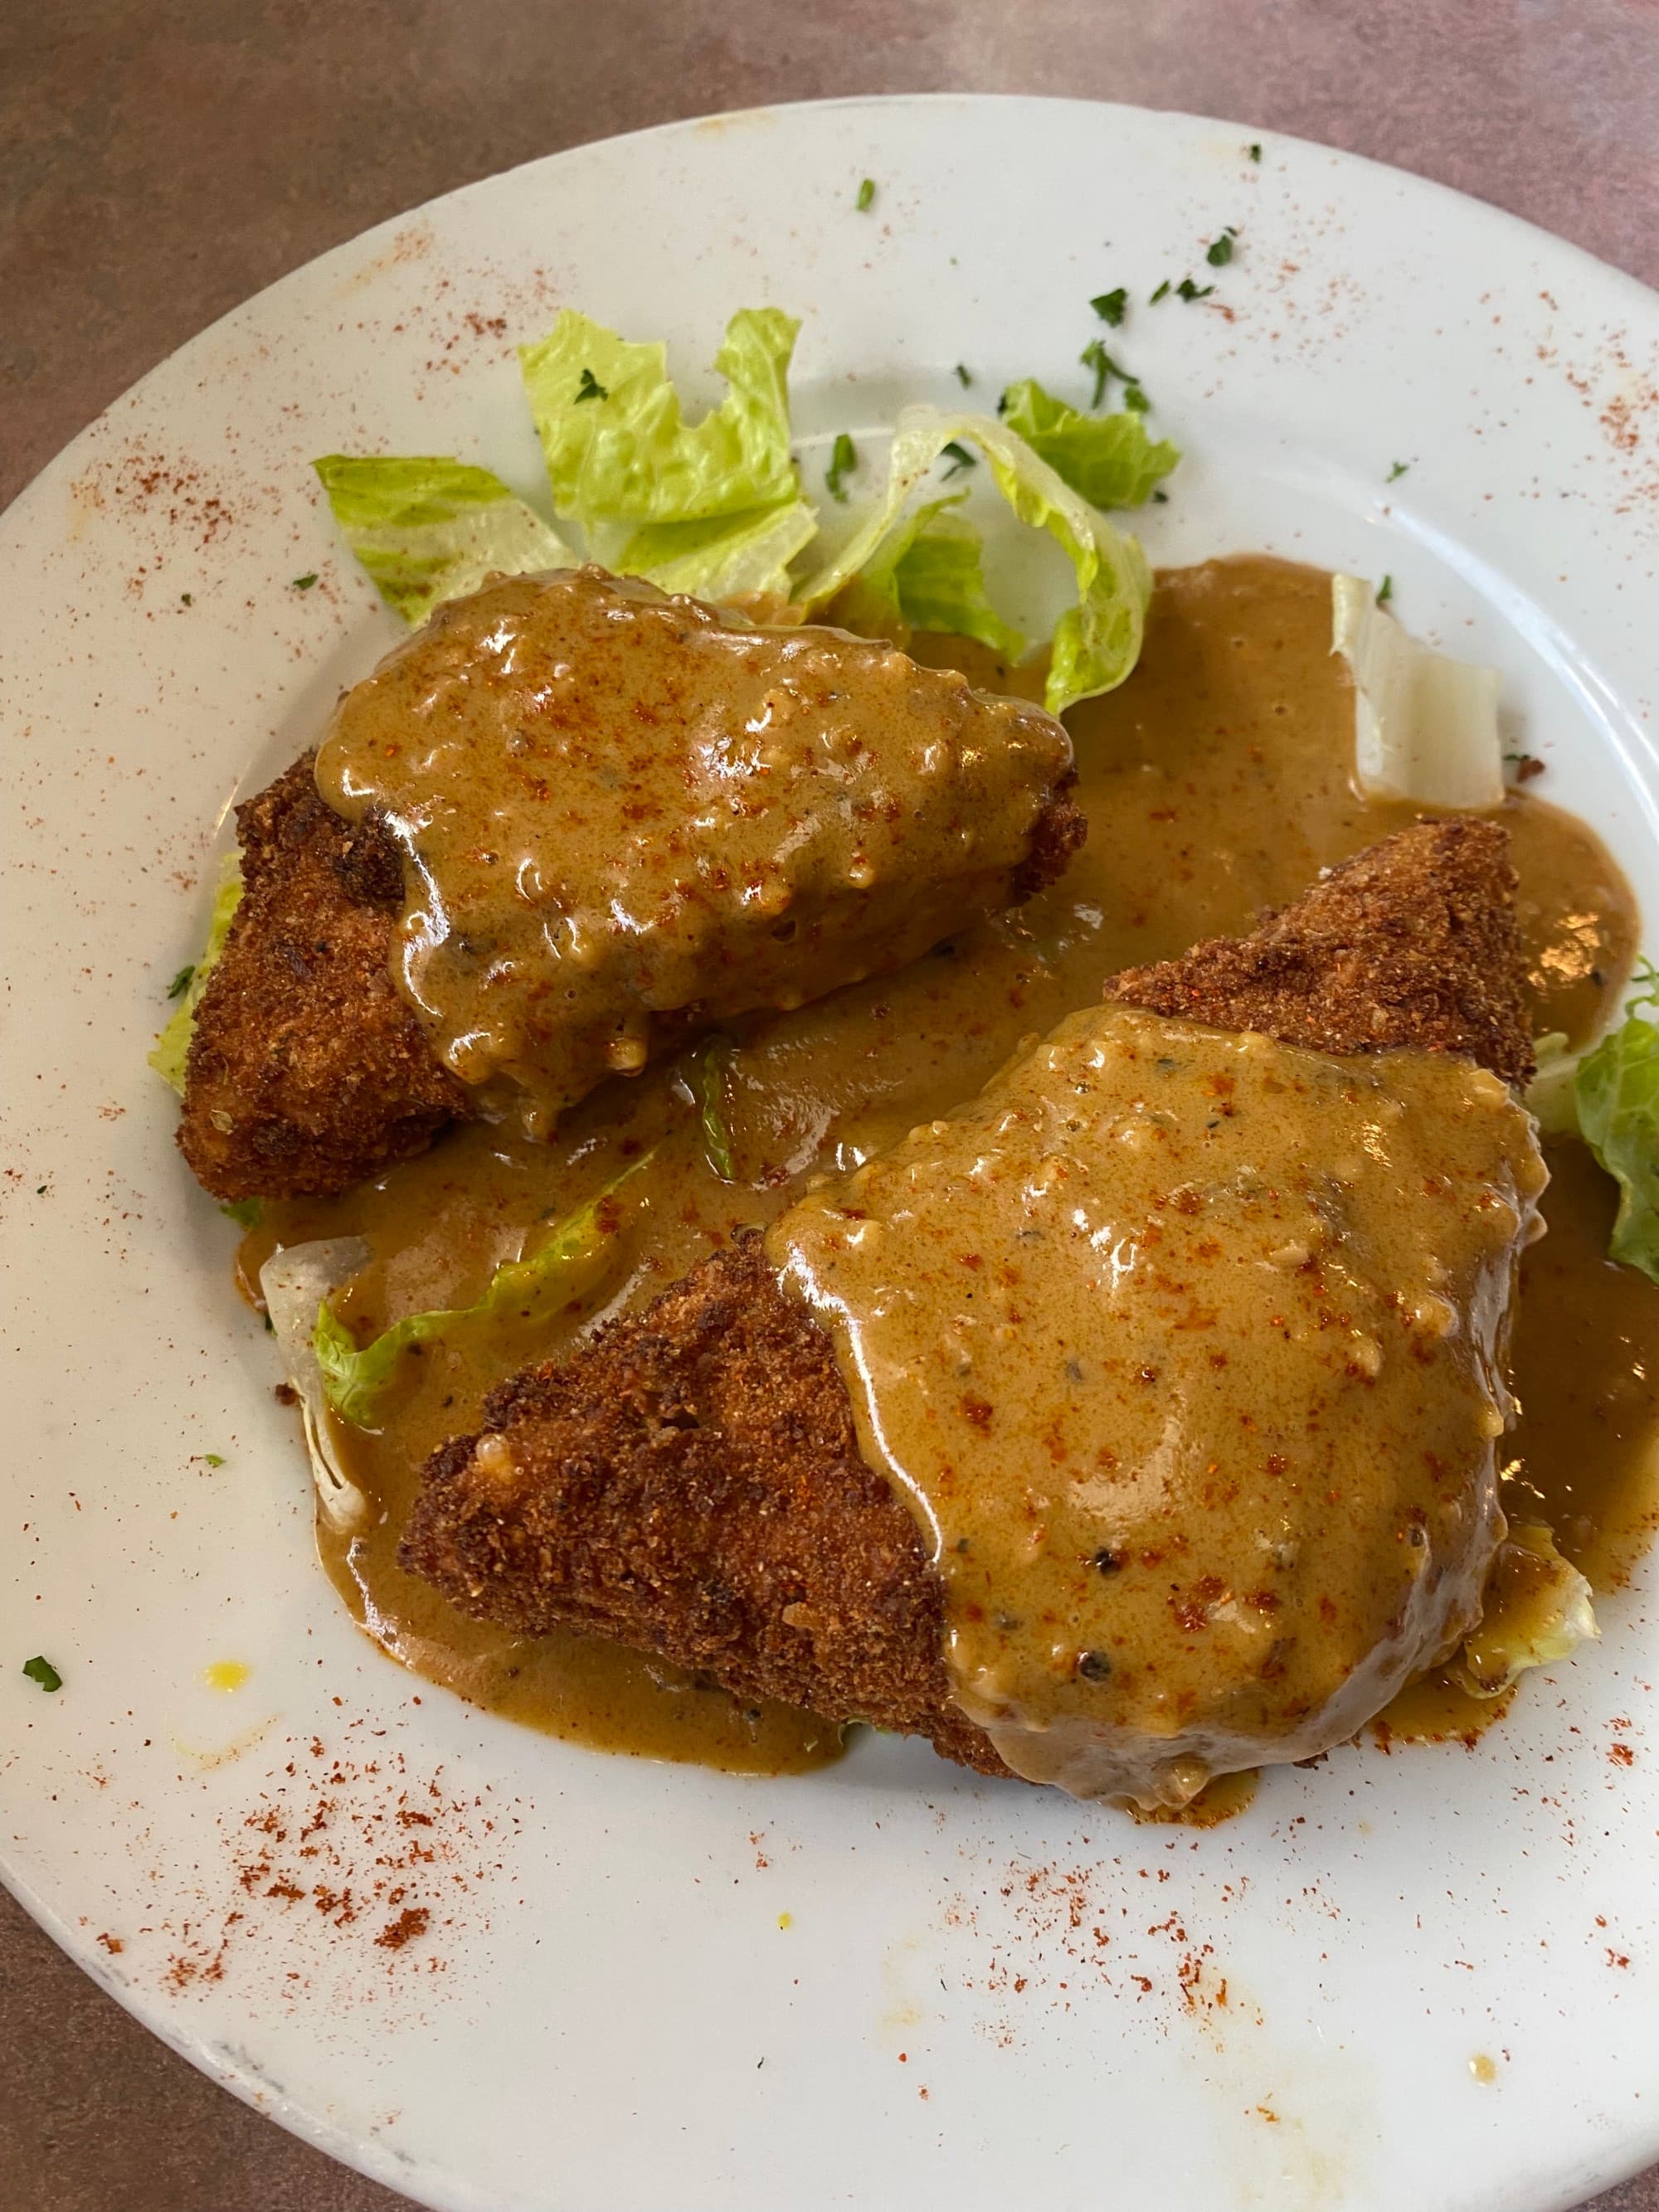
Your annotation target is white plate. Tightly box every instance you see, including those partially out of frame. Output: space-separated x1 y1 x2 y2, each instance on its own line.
3 95 1658 2212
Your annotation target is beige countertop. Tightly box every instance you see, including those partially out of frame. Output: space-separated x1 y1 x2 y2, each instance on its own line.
3 2 1657 2205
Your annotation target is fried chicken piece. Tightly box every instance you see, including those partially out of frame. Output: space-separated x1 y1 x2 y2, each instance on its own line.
178 756 470 1202
399 819 1533 1780
1106 816 1534 1085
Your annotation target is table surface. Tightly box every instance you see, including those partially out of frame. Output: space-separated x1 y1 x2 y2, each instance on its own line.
4 2 1658 2206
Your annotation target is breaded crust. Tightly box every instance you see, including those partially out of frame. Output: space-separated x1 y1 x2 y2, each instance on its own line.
178 761 1085 1203
1106 817 1534 1086
399 820 1535 1781
178 756 470 1202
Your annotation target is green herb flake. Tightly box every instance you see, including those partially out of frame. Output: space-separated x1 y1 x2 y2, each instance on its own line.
953 362 972 386
825 431 858 503
23 1656 62 1693
1205 229 1237 267
939 440 977 479
1151 489 1170 503
180 592 193 605
1090 287 1128 327
574 366 608 402
166 965 196 1001
291 573 319 591
1122 384 1151 414
1387 459 1410 481
202 1452 226 1468
1175 276 1214 302
1149 279 1171 304
36 1184 47 1196
856 177 876 212
1079 336 1126 408
1376 573 1394 604
1248 142 1262 163
220 1198 264 1229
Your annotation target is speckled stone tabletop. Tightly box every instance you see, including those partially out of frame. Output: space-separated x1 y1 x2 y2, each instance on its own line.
3 3 1657 2207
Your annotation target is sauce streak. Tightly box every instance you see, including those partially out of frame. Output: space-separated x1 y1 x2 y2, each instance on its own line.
258 557 1655 1779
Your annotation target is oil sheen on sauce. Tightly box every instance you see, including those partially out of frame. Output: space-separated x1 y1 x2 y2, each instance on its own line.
260 557 1658 1781
314 566 1071 1136
767 1009 1547 1806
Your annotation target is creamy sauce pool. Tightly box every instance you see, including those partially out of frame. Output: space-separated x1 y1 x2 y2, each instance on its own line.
252 556 1658 1782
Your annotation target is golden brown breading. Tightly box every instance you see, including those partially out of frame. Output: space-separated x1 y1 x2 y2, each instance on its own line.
399 820 1535 1781
1107 817 1534 1086
178 756 470 1202
178 759 1084 1203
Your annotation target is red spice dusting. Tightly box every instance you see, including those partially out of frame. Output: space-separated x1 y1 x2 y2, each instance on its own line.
95 1932 124 1955
1611 1743 1635 1767
377 1907 431 1952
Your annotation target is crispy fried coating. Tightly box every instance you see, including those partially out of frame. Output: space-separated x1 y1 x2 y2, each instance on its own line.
401 821 1534 1781
178 756 470 1202
178 759 1084 1204
1106 817 1534 1086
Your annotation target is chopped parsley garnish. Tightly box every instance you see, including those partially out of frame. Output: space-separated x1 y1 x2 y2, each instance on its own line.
166 965 196 1000
1149 279 1171 304
575 367 608 402
202 1452 226 1468
855 177 876 212
940 440 977 479
953 362 972 386
1377 573 1394 604
23 1656 62 1693
1176 276 1214 302
1151 489 1170 503
291 573 318 591
1079 337 1129 407
1387 459 1410 481
1090 287 1128 327
180 592 192 605
1122 384 1151 413
825 431 857 502
220 1198 263 1229
1205 227 1238 267
36 1184 47 1195
1248 142 1262 163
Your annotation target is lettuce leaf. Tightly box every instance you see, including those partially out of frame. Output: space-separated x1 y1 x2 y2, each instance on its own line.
1448 1521 1598 1699
519 307 800 529
148 853 244 1093
617 498 819 601
313 455 575 625
1524 1032 1580 1136
1575 968 1659 1285
800 406 1152 716
842 496 1027 662
314 1155 653 1427
997 380 1179 508
1331 575 1503 809
261 1238 373 1533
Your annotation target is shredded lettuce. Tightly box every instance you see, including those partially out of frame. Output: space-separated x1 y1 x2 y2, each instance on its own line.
1524 1031 1581 1136
690 1042 737 1183
801 406 1152 716
1574 966 1659 1285
1449 1521 1598 1699
617 498 819 602
314 1155 652 1427
518 307 800 529
148 853 244 1093
838 496 1026 662
313 456 575 625
1331 575 1503 809
997 380 1180 509
260 1238 373 1533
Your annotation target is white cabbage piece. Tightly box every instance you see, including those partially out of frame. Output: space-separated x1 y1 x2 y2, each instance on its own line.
1331 574 1504 809
1448 1521 1598 1700
260 1239 373 1534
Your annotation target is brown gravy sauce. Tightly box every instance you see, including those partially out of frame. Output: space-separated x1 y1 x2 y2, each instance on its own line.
314 566 1070 1137
253 557 1657 1782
